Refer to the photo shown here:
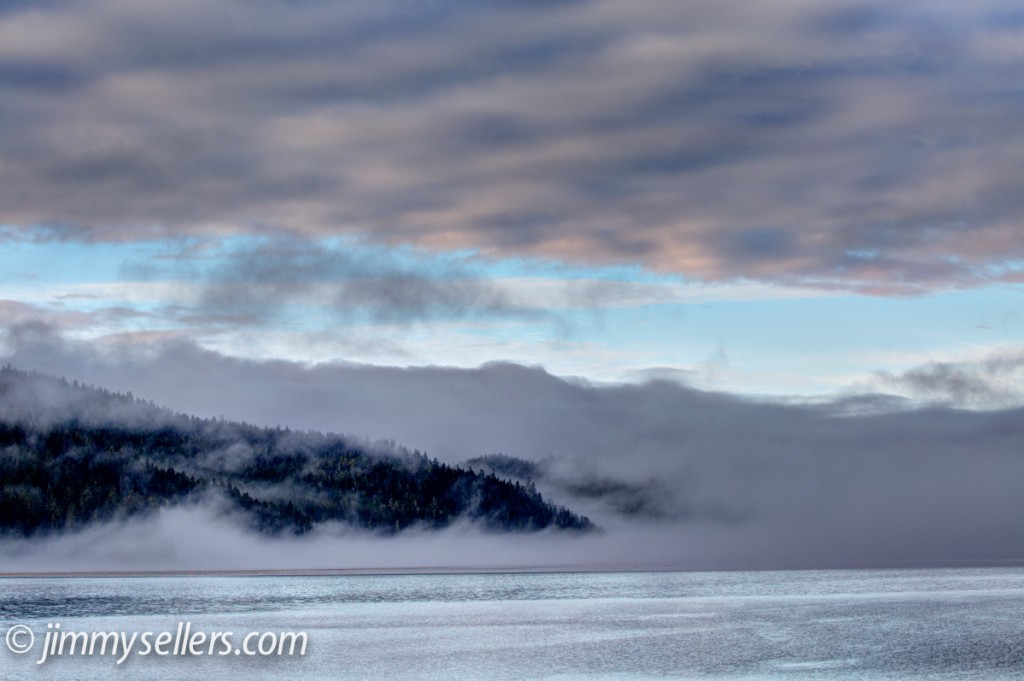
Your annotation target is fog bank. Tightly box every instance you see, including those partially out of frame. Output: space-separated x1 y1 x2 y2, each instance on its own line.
2 330 1023 570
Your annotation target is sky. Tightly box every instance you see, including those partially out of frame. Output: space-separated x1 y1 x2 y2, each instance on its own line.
0 0 1022 400
1 0 1024 569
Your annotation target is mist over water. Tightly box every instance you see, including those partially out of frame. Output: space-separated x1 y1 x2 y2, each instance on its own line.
3 334 1024 571
0 503 735 574
1 501 1020 576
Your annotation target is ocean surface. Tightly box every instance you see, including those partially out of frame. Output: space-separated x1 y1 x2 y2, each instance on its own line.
2 568 1024 680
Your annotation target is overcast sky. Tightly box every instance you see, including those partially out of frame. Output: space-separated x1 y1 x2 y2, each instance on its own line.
0 0 1022 396
1 0 1023 569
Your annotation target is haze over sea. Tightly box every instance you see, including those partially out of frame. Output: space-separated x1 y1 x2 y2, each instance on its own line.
3 568 1023 680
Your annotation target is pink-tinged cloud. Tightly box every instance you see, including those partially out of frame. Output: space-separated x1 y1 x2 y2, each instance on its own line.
1 0 1023 293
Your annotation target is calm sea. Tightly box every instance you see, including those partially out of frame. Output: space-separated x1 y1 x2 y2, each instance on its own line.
2 568 1024 680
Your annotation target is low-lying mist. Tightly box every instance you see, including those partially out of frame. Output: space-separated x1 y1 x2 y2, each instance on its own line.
2 327 1023 571
4 492 1019 574
0 501 658 573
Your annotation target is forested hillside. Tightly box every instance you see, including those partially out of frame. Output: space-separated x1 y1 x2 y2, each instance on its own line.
0 367 593 536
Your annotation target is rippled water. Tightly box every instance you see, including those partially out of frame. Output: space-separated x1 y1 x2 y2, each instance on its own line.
2 568 1024 680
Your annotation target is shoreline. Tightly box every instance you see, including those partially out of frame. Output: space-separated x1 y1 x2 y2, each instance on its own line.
0 564 668 578
3 559 1024 579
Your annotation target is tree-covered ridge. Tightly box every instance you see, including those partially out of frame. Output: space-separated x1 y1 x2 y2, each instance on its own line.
467 452 678 520
0 367 593 536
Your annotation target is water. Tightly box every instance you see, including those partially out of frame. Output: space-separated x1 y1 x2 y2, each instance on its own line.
2 568 1024 680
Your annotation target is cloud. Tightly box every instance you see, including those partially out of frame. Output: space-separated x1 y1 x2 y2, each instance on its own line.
1 0 1023 292
194 239 539 326
871 348 1024 409
169 239 833 328
3 329 1024 569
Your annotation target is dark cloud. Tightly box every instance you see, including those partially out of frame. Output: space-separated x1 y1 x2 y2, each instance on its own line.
3 328 1024 569
188 239 543 325
0 0 1023 292
873 350 1024 408
0 60 90 91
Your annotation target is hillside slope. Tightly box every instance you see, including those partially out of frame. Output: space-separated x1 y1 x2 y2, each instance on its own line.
0 367 593 536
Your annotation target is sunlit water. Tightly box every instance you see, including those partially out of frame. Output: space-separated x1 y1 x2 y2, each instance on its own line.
2 568 1024 680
